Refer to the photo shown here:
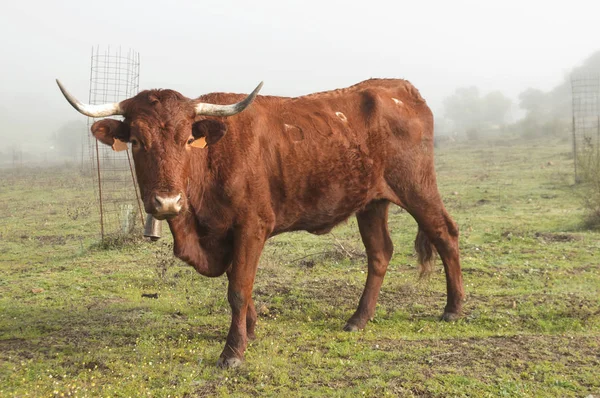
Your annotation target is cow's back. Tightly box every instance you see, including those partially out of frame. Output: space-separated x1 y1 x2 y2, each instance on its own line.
196 79 433 235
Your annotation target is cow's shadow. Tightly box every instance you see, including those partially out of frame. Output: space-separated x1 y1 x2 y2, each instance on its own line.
0 302 227 363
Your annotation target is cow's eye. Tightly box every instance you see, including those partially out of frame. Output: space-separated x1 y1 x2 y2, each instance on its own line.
187 137 195 145
131 139 139 146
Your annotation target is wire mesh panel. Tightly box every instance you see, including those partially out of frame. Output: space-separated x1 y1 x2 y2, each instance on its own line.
571 73 600 182
84 46 144 239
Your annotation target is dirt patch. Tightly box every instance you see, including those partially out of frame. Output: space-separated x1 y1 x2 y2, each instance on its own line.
17 234 82 246
189 383 219 398
0 338 48 361
82 360 110 371
0 338 29 356
36 235 67 245
180 325 226 342
254 281 292 298
534 232 581 242
255 274 448 319
298 259 316 268
566 264 600 275
500 229 528 240
378 284 446 317
462 268 498 277
300 279 360 303
374 334 600 375
254 278 362 320
458 292 600 324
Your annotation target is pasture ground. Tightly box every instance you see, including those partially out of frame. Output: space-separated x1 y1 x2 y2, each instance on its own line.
1 138 599 397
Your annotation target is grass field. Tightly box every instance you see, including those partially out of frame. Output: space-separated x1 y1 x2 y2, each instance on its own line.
1 137 599 397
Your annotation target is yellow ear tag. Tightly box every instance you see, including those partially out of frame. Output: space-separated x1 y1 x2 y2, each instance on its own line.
112 138 128 152
190 137 208 149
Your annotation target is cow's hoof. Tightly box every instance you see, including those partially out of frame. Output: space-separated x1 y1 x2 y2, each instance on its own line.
440 312 460 322
247 332 256 341
343 323 359 332
343 321 366 332
216 356 243 369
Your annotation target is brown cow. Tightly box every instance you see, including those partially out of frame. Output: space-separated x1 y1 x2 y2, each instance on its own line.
57 78 464 368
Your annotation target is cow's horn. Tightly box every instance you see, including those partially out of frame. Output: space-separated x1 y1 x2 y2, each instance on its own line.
56 79 123 117
194 82 263 117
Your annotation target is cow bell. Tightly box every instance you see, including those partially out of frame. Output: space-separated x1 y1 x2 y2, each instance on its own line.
143 214 162 241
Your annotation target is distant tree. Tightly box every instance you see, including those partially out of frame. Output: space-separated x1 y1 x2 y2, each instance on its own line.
518 88 547 116
482 91 512 125
52 120 86 159
516 87 571 137
443 87 512 135
574 50 600 74
443 86 482 133
433 115 454 135
518 50 600 128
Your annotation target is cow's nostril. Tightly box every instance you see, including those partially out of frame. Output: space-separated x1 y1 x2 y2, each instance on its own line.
154 196 163 209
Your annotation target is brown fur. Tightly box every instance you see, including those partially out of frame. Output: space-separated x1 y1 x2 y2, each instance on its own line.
90 78 464 367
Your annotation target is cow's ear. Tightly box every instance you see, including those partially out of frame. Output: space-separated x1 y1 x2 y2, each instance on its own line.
91 119 130 147
192 119 227 145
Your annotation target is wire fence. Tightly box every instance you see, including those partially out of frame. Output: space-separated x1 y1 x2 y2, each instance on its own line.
82 46 144 239
571 73 600 182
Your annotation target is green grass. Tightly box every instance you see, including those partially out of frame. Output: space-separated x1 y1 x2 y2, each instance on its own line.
1 138 599 397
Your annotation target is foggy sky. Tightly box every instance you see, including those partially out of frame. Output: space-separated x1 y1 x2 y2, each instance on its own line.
1 0 598 152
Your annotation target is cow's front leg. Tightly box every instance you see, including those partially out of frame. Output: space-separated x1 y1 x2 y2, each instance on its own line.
247 297 257 341
217 223 270 368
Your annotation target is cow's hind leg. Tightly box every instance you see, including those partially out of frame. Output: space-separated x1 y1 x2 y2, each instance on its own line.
344 200 393 331
398 190 464 320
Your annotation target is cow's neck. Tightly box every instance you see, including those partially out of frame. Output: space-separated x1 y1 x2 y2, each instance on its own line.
166 151 233 277
167 208 232 277
186 147 236 233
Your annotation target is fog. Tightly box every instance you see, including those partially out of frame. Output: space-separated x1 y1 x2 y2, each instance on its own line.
1 0 598 160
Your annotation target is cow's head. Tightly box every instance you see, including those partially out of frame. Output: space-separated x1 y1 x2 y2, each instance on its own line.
56 80 263 220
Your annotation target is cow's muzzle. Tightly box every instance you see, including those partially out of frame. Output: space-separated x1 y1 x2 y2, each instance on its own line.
151 193 183 220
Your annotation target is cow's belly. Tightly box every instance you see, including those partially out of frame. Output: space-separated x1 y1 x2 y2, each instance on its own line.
272 176 378 235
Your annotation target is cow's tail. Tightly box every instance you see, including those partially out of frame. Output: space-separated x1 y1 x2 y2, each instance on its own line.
415 227 437 278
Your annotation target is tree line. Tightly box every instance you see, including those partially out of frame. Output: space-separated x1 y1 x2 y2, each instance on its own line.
438 50 600 140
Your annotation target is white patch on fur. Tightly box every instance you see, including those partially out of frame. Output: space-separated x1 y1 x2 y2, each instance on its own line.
335 112 348 122
284 123 304 141
392 98 403 105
